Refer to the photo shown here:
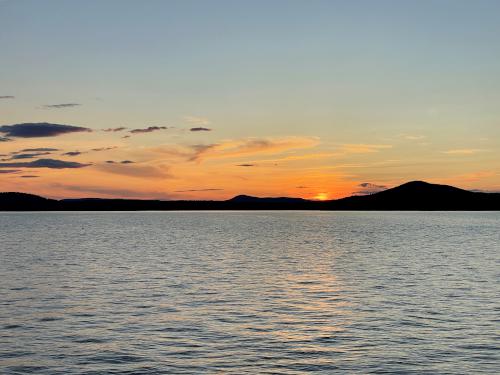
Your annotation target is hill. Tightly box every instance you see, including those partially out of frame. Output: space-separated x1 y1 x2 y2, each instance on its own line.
1 181 499 211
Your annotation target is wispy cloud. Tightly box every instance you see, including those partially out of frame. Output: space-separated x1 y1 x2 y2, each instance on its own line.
340 144 392 153
130 126 168 134
442 149 484 155
0 96 14 99
43 103 81 109
152 137 320 163
54 184 172 199
95 163 169 178
102 127 127 132
190 127 212 132
236 164 255 167
0 123 91 138
401 134 426 140
0 169 21 174
91 146 118 152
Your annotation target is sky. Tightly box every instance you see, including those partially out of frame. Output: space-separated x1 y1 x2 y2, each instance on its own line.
1 0 500 200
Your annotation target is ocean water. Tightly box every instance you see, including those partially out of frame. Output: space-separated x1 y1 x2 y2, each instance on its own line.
0 211 499 374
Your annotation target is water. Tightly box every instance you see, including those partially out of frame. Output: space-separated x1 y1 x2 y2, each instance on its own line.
1 211 499 374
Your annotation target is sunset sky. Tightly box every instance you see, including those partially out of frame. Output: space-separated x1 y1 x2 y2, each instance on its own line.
1 0 499 200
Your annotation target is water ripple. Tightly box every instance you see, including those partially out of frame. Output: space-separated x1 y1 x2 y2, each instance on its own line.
1 211 499 374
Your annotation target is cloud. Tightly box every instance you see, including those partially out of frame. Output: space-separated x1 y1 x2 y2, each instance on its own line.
442 149 483 155
105 160 135 164
96 163 169 179
0 158 90 169
0 137 12 142
340 144 392 153
53 184 171 199
0 96 14 99
400 134 426 141
174 188 223 192
20 175 40 178
0 169 21 174
296 186 310 189
102 127 127 132
236 164 255 167
62 147 116 156
91 146 117 152
183 116 211 126
0 123 92 138
130 126 168 134
190 127 212 132
152 137 319 164
43 103 81 109
21 148 59 152
355 183 388 195
6 152 52 160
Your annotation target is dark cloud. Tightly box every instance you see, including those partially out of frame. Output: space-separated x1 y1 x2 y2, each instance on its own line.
122 135 131 139
0 123 92 138
174 188 223 192
0 137 12 142
105 160 135 164
355 183 388 195
103 127 127 132
0 169 21 174
21 148 59 152
236 164 255 167
62 147 117 156
43 103 81 109
62 151 84 156
0 96 15 99
20 175 40 178
296 186 310 189
190 127 212 132
7 152 52 160
0 158 90 169
130 126 168 134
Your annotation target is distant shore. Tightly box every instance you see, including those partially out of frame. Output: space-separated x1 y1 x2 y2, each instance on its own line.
2 181 500 211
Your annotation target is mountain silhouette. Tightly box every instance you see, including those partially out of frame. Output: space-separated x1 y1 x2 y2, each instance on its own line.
1 181 499 211
326 181 498 210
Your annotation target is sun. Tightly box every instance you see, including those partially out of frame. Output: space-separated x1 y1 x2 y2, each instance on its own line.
313 193 329 201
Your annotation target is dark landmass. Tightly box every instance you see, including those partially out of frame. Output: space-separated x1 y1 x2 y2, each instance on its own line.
1 181 500 211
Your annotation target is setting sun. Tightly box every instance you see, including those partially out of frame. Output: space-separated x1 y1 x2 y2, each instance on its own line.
313 193 329 201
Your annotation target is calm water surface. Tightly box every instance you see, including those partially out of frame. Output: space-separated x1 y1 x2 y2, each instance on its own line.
1 211 499 374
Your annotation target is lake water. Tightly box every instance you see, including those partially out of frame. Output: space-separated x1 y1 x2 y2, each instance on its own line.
1 211 499 374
